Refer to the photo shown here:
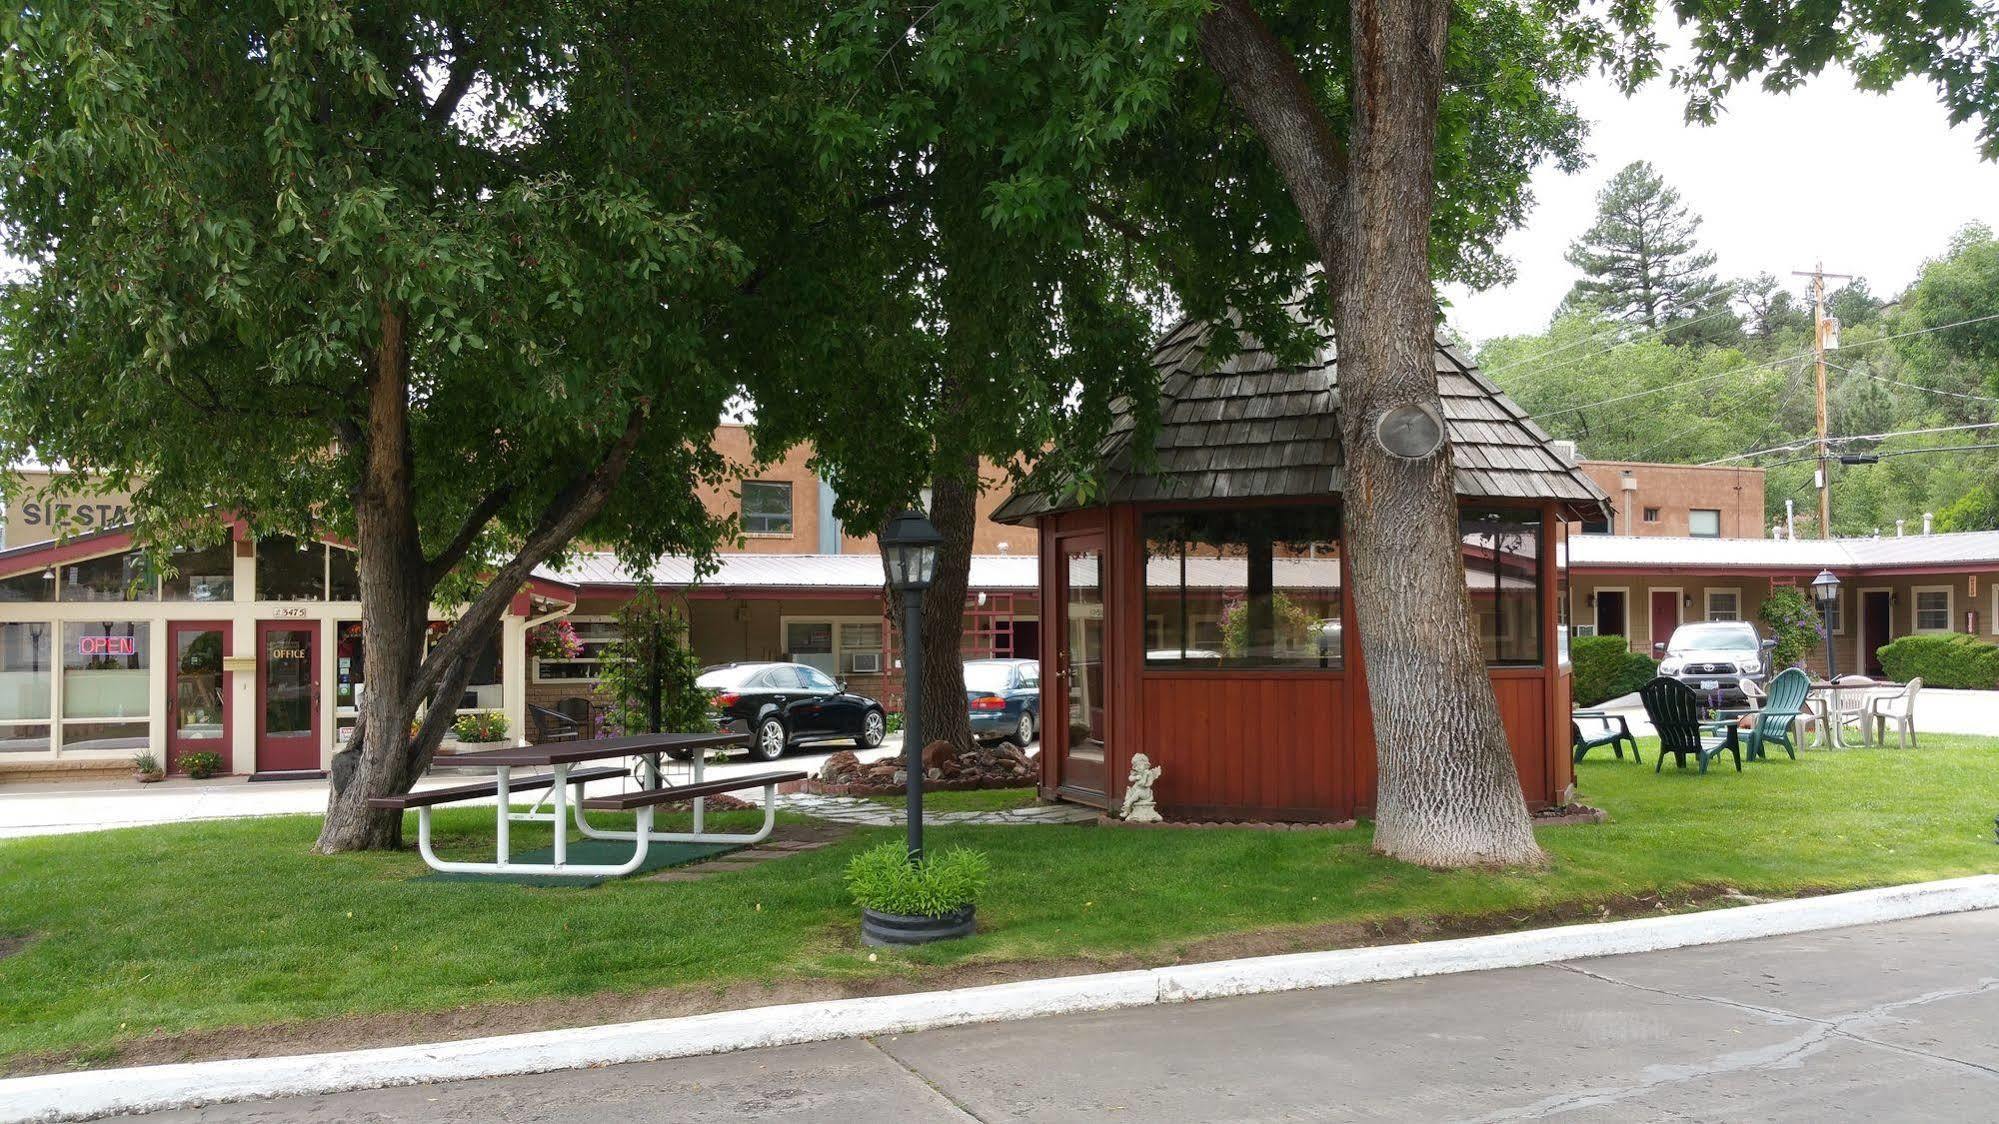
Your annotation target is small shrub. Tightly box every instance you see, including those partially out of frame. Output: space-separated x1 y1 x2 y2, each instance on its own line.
131 751 161 775
884 711 904 734
177 750 223 779
451 710 510 743
845 841 990 918
1571 634 1659 706
1757 586 1823 668
1876 633 1999 690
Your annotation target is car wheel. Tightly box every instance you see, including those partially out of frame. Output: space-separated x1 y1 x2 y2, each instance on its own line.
856 709 886 749
752 716 787 762
1009 710 1035 748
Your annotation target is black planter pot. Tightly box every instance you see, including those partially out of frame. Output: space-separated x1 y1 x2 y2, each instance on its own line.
860 904 975 947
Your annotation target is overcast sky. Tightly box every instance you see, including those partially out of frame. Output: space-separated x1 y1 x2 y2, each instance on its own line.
1443 68 1999 345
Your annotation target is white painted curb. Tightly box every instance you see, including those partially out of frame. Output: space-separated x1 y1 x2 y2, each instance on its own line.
5 874 1996 1123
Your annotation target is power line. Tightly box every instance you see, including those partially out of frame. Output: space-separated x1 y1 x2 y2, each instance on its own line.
1756 442 1999 470
1481 307 1741 381
1536 309 1999 423
1534 349 1813 419
1828 362 1999 405
1620 355 1813 464
1703 420 1999 465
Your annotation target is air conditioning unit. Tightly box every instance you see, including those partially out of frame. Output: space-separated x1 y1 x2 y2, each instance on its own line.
848 652 882 674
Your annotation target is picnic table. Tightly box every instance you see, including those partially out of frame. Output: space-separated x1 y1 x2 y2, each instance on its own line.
1803 680 1901 748
369 732 802 879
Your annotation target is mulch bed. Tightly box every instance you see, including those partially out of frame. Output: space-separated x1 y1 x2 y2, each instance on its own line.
1531 804 1609 826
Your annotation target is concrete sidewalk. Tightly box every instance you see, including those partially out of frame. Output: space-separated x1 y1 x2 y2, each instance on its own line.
117 910 1999 1122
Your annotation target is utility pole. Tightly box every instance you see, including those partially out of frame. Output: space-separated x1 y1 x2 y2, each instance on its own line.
1792 262 1854 538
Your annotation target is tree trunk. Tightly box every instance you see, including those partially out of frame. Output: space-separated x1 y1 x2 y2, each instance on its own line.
316 306 430 853
1201 0 1542 867
919 453 978 753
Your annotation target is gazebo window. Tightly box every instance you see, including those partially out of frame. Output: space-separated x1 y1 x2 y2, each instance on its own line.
1461 508 1542 665
1142 506 1342 670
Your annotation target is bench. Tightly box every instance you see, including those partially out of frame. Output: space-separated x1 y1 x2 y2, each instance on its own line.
367 765 629 811
581 770 806 812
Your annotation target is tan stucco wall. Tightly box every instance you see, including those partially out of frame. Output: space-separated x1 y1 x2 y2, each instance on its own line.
1578 461 1766 539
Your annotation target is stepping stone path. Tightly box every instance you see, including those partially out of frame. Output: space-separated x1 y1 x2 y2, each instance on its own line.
776 793 1099 827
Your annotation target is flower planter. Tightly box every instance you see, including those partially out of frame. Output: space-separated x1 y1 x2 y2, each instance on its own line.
136 771 164 784
860 904 975 947
453 740 509 755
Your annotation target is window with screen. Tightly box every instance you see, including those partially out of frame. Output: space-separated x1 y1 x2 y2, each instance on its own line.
1915 588 1952 632
1689 509 1721 537
1142 506 1342 670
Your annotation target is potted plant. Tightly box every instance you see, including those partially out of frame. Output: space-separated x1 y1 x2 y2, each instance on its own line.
177 750 224 780
451 710 511 752
845 841 989 947
132 751 164 784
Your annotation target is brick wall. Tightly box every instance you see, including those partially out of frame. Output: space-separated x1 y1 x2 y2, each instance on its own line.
1578 461 1767 539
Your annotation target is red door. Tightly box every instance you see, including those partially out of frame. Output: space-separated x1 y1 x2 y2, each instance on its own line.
256 620 321 774
167 621 231 775
1650 590 1681 654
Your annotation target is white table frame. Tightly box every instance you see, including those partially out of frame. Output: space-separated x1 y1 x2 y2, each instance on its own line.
412 734 769 879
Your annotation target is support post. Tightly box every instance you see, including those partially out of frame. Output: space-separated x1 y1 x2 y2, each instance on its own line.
903 585 925 862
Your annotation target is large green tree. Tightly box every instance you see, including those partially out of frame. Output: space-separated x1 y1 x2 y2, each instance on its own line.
1180 0 1999 865
0 0 860 851
1562 160 1734 340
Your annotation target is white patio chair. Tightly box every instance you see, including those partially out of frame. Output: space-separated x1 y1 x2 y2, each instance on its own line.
1868 677 1924 749
1831 675 1876 747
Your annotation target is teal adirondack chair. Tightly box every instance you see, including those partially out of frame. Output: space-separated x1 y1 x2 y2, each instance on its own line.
1742 667 1809 761
1639 676 1742 774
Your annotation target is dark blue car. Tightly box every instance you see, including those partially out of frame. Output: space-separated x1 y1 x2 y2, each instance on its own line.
964 658 1041 747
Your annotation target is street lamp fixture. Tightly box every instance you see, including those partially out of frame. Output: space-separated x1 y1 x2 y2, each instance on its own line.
1811 569 1841 679
881 509 943 862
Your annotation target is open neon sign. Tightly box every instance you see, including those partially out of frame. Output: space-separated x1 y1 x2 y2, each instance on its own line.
78 635 137 657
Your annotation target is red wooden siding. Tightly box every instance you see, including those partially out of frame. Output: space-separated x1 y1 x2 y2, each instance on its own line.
1137 674 1349 821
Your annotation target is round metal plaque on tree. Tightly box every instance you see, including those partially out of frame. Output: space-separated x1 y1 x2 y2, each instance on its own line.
1375 403 1444 459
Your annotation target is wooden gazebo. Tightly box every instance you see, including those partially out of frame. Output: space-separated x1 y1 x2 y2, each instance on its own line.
993 314 1611 823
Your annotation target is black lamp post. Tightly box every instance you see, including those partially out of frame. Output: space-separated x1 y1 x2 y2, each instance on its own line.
882 509 942 862
1811 568 1841 680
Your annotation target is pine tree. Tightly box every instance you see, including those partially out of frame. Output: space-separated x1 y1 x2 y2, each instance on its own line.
1564 161 1733 338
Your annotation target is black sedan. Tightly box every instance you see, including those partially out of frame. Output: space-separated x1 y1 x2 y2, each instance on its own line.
698 662 888 761
964 658 1041 747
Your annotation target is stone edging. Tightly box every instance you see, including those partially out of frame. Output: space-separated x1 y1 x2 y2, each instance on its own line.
5 876 1996 1124
783 777 1038 798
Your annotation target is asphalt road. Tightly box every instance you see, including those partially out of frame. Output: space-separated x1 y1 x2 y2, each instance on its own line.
119 910 1999 1122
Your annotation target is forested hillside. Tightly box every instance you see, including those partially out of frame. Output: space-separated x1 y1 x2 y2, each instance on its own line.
1477 163 1999 537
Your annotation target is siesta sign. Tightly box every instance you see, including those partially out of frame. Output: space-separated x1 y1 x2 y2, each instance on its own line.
77 635 137 657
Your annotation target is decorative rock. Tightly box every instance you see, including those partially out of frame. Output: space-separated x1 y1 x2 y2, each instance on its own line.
921 740 955 769
819 751 861 784
926 767 943 781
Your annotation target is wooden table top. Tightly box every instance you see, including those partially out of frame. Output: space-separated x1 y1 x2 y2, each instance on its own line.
435 731 747 768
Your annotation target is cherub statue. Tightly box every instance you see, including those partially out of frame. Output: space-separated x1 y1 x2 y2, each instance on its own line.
1120 753 1163 823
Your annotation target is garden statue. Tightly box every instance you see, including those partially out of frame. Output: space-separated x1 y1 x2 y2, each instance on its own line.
1121 753 1163 823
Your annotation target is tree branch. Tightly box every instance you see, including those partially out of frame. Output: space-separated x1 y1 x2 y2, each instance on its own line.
426 43 482 126
1197 0 1350 258
410 403 651 702
424 479 519 588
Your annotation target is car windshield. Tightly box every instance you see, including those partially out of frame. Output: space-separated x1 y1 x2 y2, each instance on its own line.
963 663 1014 693
696 665 768 689
1669 624 1759 652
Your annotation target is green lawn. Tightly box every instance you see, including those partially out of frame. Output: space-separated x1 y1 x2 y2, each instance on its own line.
2 735 1996 1070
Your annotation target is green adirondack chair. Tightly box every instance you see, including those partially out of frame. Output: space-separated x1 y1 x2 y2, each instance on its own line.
1571 710 1641 764
1639 676 1742 774
1741 667 1809 761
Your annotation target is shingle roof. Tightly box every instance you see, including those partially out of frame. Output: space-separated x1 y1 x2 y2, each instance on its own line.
992 312 1610 523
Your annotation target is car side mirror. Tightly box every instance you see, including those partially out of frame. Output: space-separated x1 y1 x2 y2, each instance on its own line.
1760 638 1777 651
837 679 849 693
1652 641 1667 655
